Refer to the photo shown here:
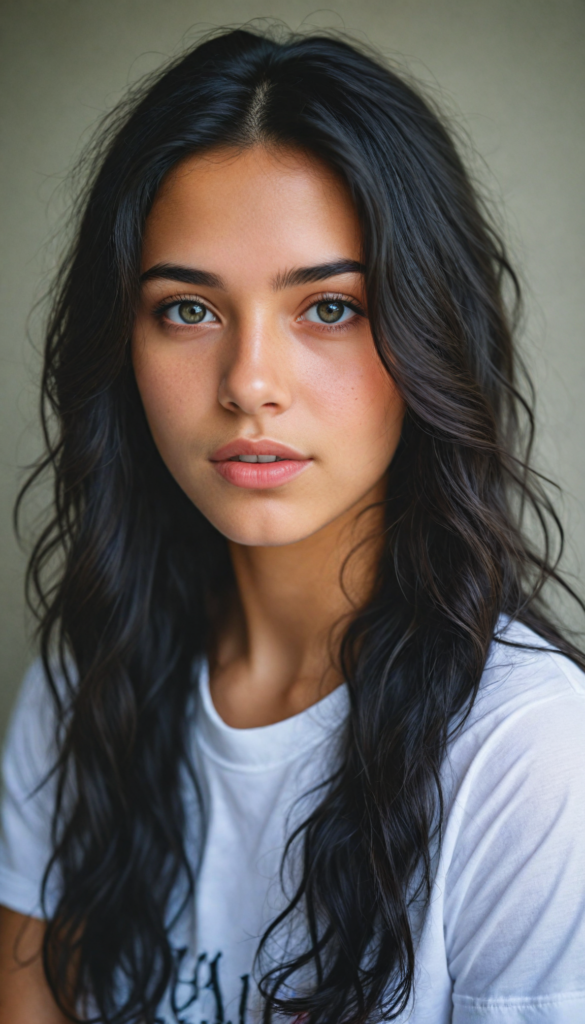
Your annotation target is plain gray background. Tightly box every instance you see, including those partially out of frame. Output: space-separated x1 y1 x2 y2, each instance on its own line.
1 0 584 742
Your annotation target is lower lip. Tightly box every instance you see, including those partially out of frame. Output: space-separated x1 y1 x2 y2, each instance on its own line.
212 459 311 489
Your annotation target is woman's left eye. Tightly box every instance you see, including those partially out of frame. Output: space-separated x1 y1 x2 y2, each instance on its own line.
164 300 217 325
301 300 358 325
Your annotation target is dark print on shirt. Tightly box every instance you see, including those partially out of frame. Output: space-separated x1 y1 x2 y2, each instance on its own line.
155 947 250 1024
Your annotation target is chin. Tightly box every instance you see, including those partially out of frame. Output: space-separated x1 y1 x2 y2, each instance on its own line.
192 499 326 548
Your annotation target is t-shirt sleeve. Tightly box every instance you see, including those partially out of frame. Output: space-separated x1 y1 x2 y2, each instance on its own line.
444 664 585 1023
0 659 59 918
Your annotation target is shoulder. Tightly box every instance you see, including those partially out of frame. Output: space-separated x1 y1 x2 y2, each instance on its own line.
481 615 584 708
448 617 585 781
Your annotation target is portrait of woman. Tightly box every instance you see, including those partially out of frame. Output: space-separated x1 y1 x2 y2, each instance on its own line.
0 21 584 1024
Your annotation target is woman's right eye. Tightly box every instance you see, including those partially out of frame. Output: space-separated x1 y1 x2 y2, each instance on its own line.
164 300 217 325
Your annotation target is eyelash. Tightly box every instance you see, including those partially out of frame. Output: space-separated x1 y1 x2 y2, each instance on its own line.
152 292 367 330
152 294 211 322
300 293 366 330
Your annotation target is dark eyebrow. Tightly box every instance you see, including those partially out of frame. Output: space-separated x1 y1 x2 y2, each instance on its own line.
140 262 225 289
272 259 366 291
140 259 365 291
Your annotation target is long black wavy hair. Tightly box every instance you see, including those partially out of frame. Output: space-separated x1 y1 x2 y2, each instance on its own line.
16 24 584 1024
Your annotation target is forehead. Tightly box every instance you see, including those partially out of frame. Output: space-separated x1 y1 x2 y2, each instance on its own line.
141 146 362 275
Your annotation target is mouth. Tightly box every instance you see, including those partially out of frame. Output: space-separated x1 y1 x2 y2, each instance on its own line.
210 439 312 490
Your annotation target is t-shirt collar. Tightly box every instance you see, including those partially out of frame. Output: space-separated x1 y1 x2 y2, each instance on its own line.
194 659 350 770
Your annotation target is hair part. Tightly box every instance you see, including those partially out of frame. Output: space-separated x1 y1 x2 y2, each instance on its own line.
239 78 272 142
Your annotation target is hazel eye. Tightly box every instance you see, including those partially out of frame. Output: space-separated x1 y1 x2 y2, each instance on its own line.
165 300 216 325
303 300 355 325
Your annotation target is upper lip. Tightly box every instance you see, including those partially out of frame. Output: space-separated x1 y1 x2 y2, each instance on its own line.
210 438 309 462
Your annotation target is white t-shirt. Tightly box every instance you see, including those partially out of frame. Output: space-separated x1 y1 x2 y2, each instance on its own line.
1 619 585 1023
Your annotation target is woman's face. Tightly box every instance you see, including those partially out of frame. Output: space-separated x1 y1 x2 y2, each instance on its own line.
133 146 405 546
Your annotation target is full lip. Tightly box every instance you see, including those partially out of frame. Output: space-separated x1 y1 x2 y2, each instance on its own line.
210 438 310 462
209 437 312 490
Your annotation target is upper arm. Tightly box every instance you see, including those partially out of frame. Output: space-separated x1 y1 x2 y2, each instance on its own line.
0 664 69 1020
0 905 68 1024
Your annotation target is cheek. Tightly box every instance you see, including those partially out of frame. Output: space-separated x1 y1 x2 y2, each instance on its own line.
131 335 214 450
296 339 404 461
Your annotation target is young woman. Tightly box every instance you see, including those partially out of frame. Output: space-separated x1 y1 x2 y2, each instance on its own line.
0 27 584 1024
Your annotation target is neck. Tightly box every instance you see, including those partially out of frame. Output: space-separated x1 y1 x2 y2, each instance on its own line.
210 479 386 727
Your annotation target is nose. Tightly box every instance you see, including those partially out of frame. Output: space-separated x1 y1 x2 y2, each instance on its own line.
218 312 292 417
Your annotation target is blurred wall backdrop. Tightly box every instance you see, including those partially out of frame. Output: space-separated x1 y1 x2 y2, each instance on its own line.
1 0 584 741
